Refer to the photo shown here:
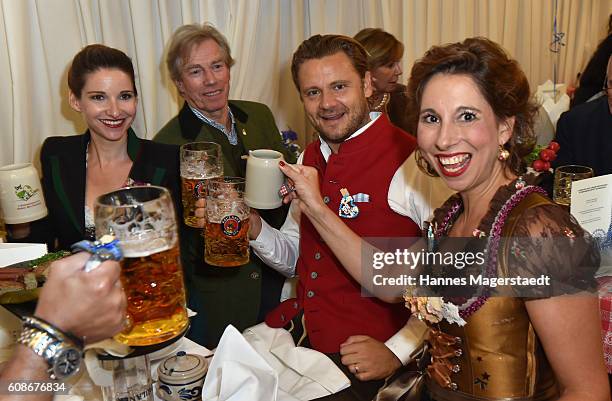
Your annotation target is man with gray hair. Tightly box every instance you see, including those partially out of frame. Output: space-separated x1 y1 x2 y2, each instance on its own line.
155 23 295 348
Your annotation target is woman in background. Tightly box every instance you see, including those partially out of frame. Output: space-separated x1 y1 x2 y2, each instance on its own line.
354 28 411 133
8 44 180 250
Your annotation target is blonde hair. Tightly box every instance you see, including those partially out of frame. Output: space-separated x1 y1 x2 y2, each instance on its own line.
166 23 235 82
353 28 404 69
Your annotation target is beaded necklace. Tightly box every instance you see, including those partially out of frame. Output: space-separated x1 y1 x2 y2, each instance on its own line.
435 177 547 319
370 92 390 111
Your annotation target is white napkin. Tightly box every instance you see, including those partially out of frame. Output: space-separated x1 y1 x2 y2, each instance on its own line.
243 323 350 400
535 80 570 128
0 243 47 267
202 325 286 401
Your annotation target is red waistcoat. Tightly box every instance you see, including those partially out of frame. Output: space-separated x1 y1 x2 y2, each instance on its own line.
266 114 420 353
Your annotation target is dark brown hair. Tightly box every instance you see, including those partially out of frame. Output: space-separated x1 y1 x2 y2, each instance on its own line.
68 44 137 98
291 34 369 91
354 28 404 70
406 37 538 176
166 23 235 82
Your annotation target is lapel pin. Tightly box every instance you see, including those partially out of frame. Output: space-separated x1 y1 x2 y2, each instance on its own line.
338 188 359 219
242 128 247 136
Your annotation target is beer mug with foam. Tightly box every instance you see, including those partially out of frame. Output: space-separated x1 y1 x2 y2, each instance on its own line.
180 142 223 227
205 177 250 267
94 186 188 346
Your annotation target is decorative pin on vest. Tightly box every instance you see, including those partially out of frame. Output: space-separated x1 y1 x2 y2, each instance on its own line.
339 188 359 218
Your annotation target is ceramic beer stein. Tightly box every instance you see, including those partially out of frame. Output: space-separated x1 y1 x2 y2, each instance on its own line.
0 163 48 224
244 149 285 209
156 351 208 401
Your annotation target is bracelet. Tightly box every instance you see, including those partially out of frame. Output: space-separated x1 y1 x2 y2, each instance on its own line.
22 316 83 350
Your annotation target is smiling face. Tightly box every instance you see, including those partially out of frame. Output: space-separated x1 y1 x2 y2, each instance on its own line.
69 68 137 143
175 39 231 122
417 73 513 195
297 52 373 148
371 60 402 93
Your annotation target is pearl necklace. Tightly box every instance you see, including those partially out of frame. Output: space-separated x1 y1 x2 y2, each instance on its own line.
371 92 390 111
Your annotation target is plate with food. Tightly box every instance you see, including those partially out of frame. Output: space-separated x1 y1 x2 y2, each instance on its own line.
0 250 70 305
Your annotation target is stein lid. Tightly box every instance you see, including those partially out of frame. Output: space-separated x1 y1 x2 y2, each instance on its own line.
157 351 208 384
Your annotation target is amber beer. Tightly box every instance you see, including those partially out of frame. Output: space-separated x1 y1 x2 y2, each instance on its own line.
205 214 250 267
205 177 250 267
181 176 211 227
180 142 223 227
94 186 189 347
114 243 188 346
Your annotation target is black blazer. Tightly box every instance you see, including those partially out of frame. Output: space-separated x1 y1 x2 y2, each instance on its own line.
553 96 612 177
17 129 180 251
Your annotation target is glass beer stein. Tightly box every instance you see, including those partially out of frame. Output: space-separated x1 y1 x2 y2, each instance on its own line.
553 165 594 206
205 177 250 267
95 186 188 346
180 142 223 227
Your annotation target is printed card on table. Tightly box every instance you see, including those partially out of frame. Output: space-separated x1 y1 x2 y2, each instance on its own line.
571 174 612 277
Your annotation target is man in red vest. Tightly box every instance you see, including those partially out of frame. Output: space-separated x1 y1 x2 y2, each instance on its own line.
249 35 450 400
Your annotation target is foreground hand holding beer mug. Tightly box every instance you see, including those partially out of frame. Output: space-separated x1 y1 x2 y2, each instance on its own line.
180 142 223 227
94 186 188 346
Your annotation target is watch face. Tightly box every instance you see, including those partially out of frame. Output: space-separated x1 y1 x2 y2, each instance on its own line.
52 348 82 379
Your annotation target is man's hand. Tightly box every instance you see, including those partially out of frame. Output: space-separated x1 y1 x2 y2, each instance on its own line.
248 209 263 239
34 252 127 344
194 198 206 228
340 335 402 381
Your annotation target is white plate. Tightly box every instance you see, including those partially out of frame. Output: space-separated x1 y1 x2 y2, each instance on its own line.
148 339 183 362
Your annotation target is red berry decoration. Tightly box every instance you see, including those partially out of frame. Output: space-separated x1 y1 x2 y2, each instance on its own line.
532 159 546 171
539 149 556 162
543 161 551 171
547 141 560 152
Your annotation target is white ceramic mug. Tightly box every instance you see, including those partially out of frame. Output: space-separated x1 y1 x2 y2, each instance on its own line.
244 149 285 209
0 163 48 224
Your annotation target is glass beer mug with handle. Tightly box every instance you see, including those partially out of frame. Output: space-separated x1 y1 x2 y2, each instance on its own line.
95 186 188 346
180 142 223 227
205 177 250 267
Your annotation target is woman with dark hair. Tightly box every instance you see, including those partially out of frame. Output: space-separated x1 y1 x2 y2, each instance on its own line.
8 44 180 250
276 37 608 401
354 28 411 133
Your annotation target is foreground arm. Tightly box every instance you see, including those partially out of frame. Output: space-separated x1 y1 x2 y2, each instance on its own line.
194 198 300 277
527 295 608 401
0 253 126 401
340 315 429 381
279 162 404 301
249 204 300 277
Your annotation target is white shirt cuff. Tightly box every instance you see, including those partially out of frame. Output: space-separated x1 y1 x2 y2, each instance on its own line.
385 316 429 365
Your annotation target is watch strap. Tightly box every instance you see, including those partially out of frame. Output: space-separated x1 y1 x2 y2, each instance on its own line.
18 317 83 380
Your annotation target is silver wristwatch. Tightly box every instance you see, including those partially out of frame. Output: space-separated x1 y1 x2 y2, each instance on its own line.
18 317 83 380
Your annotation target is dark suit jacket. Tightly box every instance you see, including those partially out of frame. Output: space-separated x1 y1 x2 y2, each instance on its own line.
553 96 612 177
155 101 295 348
17 129 180 251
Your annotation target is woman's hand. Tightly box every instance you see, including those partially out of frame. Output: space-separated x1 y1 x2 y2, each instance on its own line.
278 161 326 219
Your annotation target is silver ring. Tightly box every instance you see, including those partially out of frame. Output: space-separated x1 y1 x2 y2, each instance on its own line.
84 253 104 272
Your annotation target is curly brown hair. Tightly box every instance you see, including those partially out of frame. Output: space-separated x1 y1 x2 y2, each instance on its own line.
406 37 538 176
